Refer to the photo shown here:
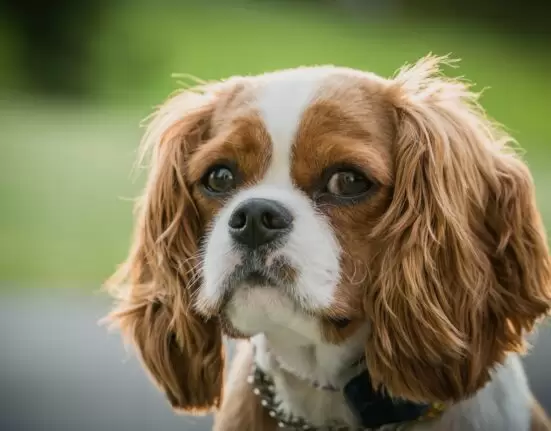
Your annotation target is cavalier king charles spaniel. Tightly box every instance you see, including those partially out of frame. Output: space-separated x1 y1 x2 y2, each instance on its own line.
106 55 551 430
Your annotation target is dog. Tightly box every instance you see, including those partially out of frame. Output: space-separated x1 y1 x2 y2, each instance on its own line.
106 55 551 430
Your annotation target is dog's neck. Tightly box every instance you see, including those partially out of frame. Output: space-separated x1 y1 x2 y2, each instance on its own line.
237 297 533 430
250 332 533 430
245 317 372 429
226 287 369 390
250 317 369 392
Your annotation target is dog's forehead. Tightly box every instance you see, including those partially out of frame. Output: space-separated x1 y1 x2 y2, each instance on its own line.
254 67 335 142
251 68 333 185
208 66 391 187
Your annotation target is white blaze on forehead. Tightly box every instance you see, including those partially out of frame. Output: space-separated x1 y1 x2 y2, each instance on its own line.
254 68 331 185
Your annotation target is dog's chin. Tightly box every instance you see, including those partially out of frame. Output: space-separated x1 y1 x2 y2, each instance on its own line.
218 276 356 342
224 278 298 311
220 278 304 337
227 270 303 308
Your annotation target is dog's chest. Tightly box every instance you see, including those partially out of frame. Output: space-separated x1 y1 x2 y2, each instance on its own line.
251 332 367 429
271 372 356 429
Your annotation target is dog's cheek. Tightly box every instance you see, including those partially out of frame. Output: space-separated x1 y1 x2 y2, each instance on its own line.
323 186 393 318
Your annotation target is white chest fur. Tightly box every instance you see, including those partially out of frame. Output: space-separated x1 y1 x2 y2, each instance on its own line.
251 328 369 428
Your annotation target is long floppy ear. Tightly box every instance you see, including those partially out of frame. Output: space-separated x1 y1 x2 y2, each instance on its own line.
366 55 551 403
105 87 224 413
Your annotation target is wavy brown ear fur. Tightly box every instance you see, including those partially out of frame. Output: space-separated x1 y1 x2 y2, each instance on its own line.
105 88 224 413
366 55 551 403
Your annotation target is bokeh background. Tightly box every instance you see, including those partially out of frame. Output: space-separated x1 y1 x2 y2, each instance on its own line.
0 1 550 430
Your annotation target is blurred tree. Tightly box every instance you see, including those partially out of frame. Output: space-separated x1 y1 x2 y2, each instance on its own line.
398 0 550 39
252 0 550 38
0 0 107 96
0 0 547 97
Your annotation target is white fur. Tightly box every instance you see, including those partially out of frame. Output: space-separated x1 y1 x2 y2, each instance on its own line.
414 355 533 431
252 325 369 428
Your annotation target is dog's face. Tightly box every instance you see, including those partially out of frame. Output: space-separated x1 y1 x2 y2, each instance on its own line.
194 67 395 339
107 56 551 412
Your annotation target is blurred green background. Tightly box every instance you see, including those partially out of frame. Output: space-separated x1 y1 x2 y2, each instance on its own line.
1 0 550 288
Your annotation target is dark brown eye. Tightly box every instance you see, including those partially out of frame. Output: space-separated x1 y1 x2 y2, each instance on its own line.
203 165 236 194
326 170 372 198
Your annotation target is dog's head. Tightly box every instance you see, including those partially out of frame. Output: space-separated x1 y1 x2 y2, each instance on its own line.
106 56 551 412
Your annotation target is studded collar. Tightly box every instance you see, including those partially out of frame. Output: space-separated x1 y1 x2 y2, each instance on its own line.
248 360 366 431
248 350 446 430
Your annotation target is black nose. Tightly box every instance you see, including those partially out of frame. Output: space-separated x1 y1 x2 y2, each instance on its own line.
228 198 293 249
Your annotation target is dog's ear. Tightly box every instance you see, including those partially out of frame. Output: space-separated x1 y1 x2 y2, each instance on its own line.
365 55 551 403
106 87 225 413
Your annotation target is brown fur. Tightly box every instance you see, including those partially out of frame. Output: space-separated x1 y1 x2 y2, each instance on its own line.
213 341 276 431
105 56 551 424
105 83 237 412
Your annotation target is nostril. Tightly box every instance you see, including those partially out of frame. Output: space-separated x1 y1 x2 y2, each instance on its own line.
228 209 247 229
261 210 289 230
261 212 273 229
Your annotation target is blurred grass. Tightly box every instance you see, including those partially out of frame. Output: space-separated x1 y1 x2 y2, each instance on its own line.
0 101 145 287
1 2 550 287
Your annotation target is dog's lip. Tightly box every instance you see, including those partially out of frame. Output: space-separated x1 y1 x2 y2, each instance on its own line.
244 270 271 285
228 255 289 287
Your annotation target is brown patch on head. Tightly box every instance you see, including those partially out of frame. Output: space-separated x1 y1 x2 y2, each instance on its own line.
290 72 396 339
104 77 274 413
292 75 395 191
187 112 272 218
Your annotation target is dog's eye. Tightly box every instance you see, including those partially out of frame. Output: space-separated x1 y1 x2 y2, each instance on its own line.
326 170 372 198
202 165 236 194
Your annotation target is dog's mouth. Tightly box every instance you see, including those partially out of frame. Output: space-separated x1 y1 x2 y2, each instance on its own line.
225 253 298 289
215 255 300 318
243 270 272 286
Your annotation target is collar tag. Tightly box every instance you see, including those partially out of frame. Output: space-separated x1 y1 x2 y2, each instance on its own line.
343 369 431 428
